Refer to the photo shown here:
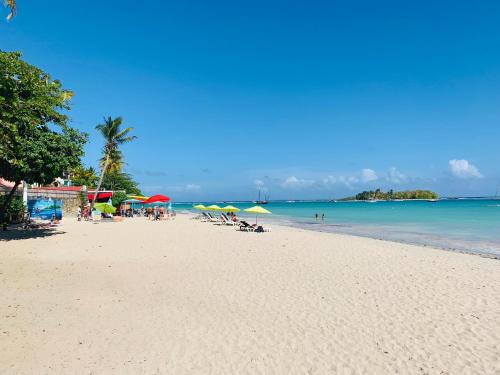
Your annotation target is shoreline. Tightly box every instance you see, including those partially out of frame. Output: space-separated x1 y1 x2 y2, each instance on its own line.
181 211 500 259
274 218 500 260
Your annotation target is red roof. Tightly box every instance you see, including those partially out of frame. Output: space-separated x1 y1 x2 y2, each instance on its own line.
33 186 83 192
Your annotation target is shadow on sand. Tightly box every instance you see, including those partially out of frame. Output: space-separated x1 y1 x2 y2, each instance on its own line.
0 226 66 241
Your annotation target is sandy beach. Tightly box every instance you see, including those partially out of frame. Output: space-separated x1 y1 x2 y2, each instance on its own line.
1 214 499 374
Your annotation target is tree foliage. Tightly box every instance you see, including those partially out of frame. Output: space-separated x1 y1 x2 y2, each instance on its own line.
0 51 87 223
101 171 141 195
111 191 128 207
96 116 136 174
3 0 16 20
340 189 438 201
70 165 98 188
92 116 136 207
0 195 23 222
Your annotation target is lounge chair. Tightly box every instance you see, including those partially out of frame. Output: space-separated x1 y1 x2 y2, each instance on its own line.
207 213 220 223
239 221 256 232
200 212 211 222
221 213 238 226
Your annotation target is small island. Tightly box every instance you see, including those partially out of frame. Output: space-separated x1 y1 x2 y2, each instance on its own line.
339 189 438 201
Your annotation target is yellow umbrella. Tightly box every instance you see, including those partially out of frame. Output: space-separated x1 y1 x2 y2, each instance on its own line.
221 205 240 213
206 204 222 211
243 205 271 224
193 204 207 210
128 195 149 201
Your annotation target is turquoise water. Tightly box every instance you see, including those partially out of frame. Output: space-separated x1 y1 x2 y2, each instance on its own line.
173 199 500 257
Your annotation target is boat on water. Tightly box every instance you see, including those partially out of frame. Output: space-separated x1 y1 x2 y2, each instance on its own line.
427 199 438 202
254 190 269 204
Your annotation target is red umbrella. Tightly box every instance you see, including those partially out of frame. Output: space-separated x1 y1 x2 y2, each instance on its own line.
142 194 170 204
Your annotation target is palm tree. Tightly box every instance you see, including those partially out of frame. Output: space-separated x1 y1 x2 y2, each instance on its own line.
100 148 124 174
4 0 16 20
92 116 136 208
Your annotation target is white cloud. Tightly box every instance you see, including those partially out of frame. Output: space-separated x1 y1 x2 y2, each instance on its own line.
322 175 337 186
185 184 201 191
281 176 315 189
360 168 378 183
141 185 163 193
338 175 359 188
254 179 265 187
387 167 406 184
449 159 483 179
321 169 377 188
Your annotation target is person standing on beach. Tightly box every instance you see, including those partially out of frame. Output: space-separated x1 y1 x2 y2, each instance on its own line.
322 213 325 221
315 213 318 221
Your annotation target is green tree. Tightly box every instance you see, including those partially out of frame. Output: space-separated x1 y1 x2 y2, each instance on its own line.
111 191 128 207
70 165 98 188
101 171 141 195
0 51 87 226
92 116 136 207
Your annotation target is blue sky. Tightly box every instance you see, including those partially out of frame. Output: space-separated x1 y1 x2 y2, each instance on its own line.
3 1 500 200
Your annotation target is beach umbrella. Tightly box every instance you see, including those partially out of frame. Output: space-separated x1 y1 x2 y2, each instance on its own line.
221 205 240 213
94 202 117 214
243 205 271 225
128 195 149 201
123 199 142 203
206 204 222 211
193 204 207 210
143 194 170 204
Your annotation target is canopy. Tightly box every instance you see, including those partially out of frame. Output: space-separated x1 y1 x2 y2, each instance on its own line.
193 204 207 210
206 204 222 211
221 205 240 212
87 191 113 201
94 202 116 214
127 195 149 201
123 199 142 203
142 194 170 204
244 205 271 214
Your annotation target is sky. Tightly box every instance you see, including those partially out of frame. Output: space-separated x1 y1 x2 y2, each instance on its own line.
3 1 500 200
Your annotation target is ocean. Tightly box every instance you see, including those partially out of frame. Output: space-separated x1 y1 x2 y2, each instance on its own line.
173 199 500 258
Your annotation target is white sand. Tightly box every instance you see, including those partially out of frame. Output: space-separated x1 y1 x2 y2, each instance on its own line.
1 214 499 374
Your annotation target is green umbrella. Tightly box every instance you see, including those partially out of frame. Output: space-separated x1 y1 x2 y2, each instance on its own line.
94 202 116 214
193 204 207 210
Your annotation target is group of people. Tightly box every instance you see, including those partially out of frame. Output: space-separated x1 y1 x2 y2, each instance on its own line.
77 206 91 221
315 213 326 221
145 206 171 221
77 204 175 221
224 212 239 222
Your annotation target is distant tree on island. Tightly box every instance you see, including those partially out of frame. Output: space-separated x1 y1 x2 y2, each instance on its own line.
339 189 438 201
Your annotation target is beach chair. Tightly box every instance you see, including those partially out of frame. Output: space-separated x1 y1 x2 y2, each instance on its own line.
207 213 220 223
239 221 256 232
218 213 235 226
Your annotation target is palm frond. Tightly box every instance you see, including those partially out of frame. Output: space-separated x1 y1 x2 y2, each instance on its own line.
4 0 16 20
